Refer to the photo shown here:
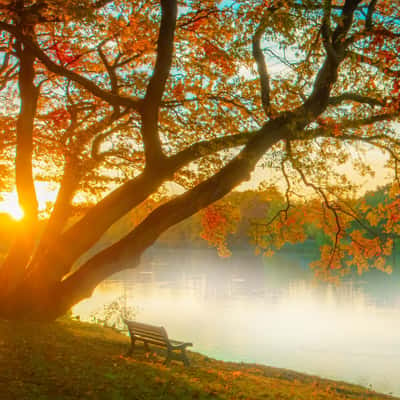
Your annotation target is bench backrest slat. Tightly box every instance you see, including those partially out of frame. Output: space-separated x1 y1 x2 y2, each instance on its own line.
131 329 166 342
124 320 168 343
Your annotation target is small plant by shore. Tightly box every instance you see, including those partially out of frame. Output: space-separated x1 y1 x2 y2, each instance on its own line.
87 295 137 331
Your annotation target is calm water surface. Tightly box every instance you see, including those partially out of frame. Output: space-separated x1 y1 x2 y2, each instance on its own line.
73 248 400 396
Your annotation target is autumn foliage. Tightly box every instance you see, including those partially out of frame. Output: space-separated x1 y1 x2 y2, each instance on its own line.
0 0 398 319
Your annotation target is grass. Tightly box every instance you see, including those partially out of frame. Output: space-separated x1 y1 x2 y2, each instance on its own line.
0 318 397 400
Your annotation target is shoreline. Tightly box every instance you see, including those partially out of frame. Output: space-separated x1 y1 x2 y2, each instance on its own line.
1 318 398 399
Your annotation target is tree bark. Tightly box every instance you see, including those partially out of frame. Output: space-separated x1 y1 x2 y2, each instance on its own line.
0 39 39 299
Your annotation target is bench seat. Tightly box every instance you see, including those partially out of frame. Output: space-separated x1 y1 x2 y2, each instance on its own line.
123 319 192 366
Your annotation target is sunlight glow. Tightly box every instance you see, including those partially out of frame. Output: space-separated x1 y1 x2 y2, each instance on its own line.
0 182 58 220
0 193 24 220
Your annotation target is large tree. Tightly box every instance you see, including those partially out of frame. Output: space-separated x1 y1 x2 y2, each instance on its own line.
0 0 398 320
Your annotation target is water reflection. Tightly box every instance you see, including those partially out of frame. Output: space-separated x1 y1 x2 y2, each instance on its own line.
73 248 400 396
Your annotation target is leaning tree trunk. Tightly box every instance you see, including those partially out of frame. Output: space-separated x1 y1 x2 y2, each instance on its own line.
0 119 284 321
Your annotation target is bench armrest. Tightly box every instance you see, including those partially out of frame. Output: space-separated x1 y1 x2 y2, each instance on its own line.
168 340 193 349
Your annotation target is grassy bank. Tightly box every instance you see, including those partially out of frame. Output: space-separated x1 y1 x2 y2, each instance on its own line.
0 318 397 400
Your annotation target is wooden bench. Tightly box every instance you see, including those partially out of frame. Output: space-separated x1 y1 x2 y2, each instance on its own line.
123 319 192 366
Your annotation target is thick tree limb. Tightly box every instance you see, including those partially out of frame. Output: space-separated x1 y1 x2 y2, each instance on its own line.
252 19 272 116
36 157 82 245
365 0 377 30
321 0 337 61
141 0 178 167
15 46 39 221
57 122 285 312
169 132 251 168
302 0 362 117
328 93 385 107
0 38 39 298
294 112 398 142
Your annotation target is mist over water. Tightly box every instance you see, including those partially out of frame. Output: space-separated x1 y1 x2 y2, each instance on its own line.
73 248 400 396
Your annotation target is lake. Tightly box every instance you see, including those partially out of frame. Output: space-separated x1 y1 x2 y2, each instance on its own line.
73 248 400 397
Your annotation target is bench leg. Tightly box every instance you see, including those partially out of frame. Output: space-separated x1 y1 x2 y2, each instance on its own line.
181 348 190 367
164 348 190 367
144 341 150 352
164 348 172 365
125 339 135 357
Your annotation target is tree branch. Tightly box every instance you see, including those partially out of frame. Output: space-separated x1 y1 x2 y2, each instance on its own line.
141 0 178 167
321 0 337 61
252 17 272 116
328 93 385 107
348 51 400 78
301 0 363 117
365 0 377 30
0 21 142 111
288 154 342 269
300 112 399 141
97 40 119 96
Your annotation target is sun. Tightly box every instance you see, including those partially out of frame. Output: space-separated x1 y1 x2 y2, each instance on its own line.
0 192 24 221
8 203 24 220
0 182 58 220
